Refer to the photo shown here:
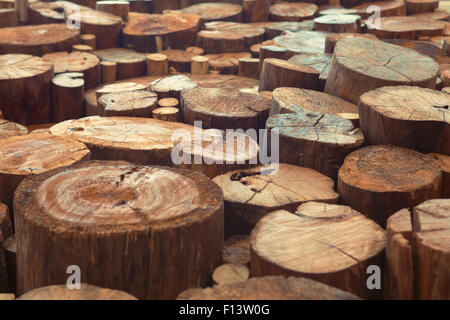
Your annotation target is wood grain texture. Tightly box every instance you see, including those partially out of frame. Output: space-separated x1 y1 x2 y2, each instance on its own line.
52 72 85 122
352 0 406 19
222 235 250 266
181 2 243 25
98 90 158 118
429 153 450 197
314 14 361 33
0 120 28 140
273 30 329 55
368 16 445 40
150 75 198 100
324 33 378 53
269 2 318 21
93 48 146 80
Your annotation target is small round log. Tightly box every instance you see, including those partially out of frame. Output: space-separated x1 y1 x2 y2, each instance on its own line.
258 45 288 76
0 120 28 140
94 48 146 80
152 107 180 122
250 202 386 299
100 61 117 83
191 55 209 75
98 90 158 117
80 34 96 50
206 52 252 75
159 49 198 73
158 97 179 109
269 2 318 22
96 82 146 100
181 2 243 25
338 145 442 227
314 14 361 33
52 72 85 122
238 57 259 79
222 235 250 266
146 53 168 76
72 44 93 53
150 75 197 100
212 264 249 285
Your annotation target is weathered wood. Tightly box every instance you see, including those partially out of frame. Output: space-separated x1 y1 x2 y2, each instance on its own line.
181 2 243 25
18 284 137 300
265 20 314 39
325 38 439 104
181 87 270 131
288 53 332 90
405 0 439 15
95 1 130 20
0 120 28 140
352 0 406 19
100 61 117 83
269 2 317 22
212 164 339 237
152 107 180 122
96 82 147 101
205 52 254 74
258 45 288 76
98 90 158 117
158 97 179 109
94 48 146 80
428 153 450 197
250 202 385 299
412 9 450 21
272 30 329 55
222 235 250 266
52 72 85 122
15 160 224 299
243 0 271 22
0 54 53 125
72 44 94 53
123 12 200 52
383 39 450 66
177 276 360 300
150 75 197 100
338 145 442 227
212 263 249 286
359 86 449 155
259 58 321 92
146 53 169 76
267 109 364 181
0 8 18 27
314 14 361 33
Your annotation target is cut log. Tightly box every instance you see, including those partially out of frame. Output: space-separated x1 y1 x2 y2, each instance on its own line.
243 0 271 22
266 109 364 181
212 164 339 236
98 90 158 117
100 61 117 83
93 48 146 80
186 46 205 55
0 54 53 125
152 107 180 122
405 0 439 15
352 0 406 19
123 12 200 52
181 87 270 131
383 39 450 66
0 133 90 210
80 34 96 50
95 1 130 20
96 81 147 100
222 235 250 266
158 97 179 109
3 235 15 294
428 153 450 197
238 58 259 79
259 58 321 92
52 72 85 122
359 86 450 155
265 21 314 39
72 44 94 53
367 16 445 40
314 14 361 33
0 8 19 27
212 264 249 285
18 284 137 300
197 21 265 54
0 120 28 140
325 33 378 54
43 51 100 89
412 9 450 22
177 276 360 300
338 145 442 227
272 30 329 55
270 87 358 117
0 24 79 56
181 2 243 25
288 53 332 90
14 160 224 299
150 75 197 100
191 55 209 74
269 2 317 22
325 38 439 104
146 53 169 76
0 294 14 300
258 45 288 76
129 0 152 13
152 0 178 13
250 202 386 299
203 52 251 75
158 49 198 73
319 7 358 15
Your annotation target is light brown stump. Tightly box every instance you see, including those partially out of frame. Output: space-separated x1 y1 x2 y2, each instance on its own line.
14 161 224 299
96 82 147 100
158 49 198 73
80 34 96 50
180 2 243 25
405 0 439 15
191 56 209 75
206 52 251 75
269 2 318 22
338 145 442 227
158 97 179 109
359 86 450 155
95 1 130 20
213 164 339 237
0 120 28 140
288 53 332 90
146 53 169 76
258 45 288 77
98 90 158 117
152 107 180 122
352 0 406 19
314 14 361 33
272 30 329 55
238 58 259 79
325 38 439 104
212 264 249 285
94 48 146 80
150 75 197 100
52 72 85 122
243 0 271 22
100 61 117 83
324 33 378 53
250 202 386 299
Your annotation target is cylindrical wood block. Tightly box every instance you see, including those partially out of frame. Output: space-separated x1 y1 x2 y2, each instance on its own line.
158 97 179 109
146 53 168 76
101 61 117 83
98 90 158 118
72 44 93 53
14 0 27 23
95 1 130 20
52 72 85 122
152 107 180 122
243 0 271 22
238 57 259 79
80 34 96 50
191 55 209 74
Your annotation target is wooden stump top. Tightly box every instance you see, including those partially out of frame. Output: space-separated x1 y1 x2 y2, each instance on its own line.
43 51 99 74
273 30 329 54
368 16 445 39
0 54 53 80
180 2 243 23
0 120 28 140
98 90 158 116
124 12 200 36
269 2 318 21
352 0 406 19
93 48 146 64
383 39 449 65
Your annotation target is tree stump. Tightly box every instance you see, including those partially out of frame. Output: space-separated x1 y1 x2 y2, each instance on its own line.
129 0 152 13
0 54 53 125
146 53 169 76
158 97 179 109
95 1 130 20
314 14 361 33
72 44 94 53
0 120 28 140
258 45 288 76
181 2 243 25
158 49 198 73
238 57 259 79
191 55 209 74
18 284 138 300
150 75 198 100
0 8 18 27
428 153 450 197
197 21 265 54
14 160 224 299
325 38 439 104
270 87 358 117
52 72 85 122
80 34 96 50
152 107 180 122
272 30 329 55
243 0 271 22
181 87 270 131
212 264 249 285
266 109 364 181
352 0 406 19
367 16 445 40
412 9 450 22
177 276 360 300
0 133 90 210
288 53 332 90
259 58 321 92
222 235 250 266
43 51 100 89
0 24 79 56
269 2 317 22
98 90 158 117
212 164 339 236
100 61 117 83
96 81 147 100
338 145 442 227
250 202 386 299
359 86 450 155
206 52 252 75
405 0 439 15
325 33 378 53
265 21 314 39
123 12 200 52
383 39 450 66
93 48 146 80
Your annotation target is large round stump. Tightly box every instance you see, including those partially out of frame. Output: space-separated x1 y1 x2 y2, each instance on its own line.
325 38 439 104
212 164 339 237
98 90 158 117
250 202 386 299
359 86 450 155
18 284 138 300
0 133 90 209
266 109 364 181
177 276 360 300
180 2 243 25
0 120 28 140
181 87 271 131
43 51 100 89
14 161 224 299
123 12 200 53
338 145 442 227
93 48 146 80
269 2 318 22
0 54 53 125
0 24 79 56
273 30 329 55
